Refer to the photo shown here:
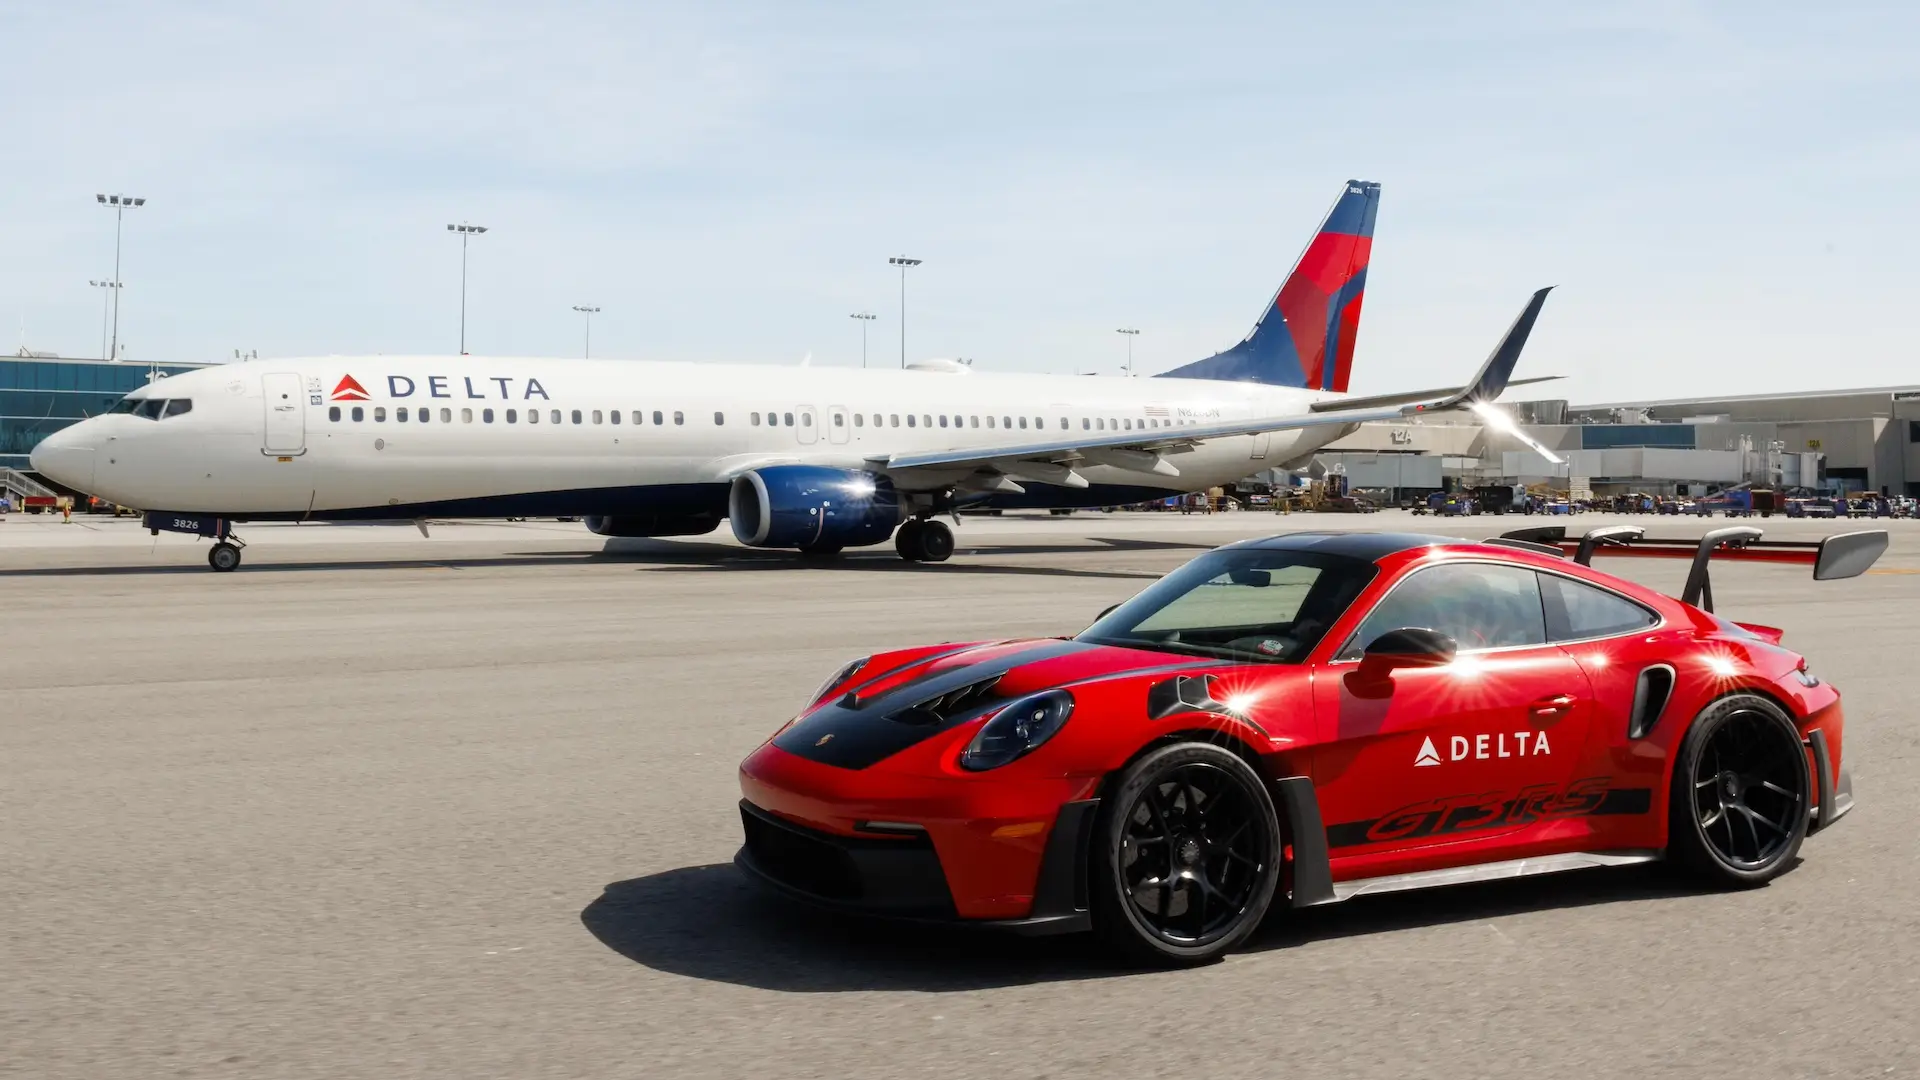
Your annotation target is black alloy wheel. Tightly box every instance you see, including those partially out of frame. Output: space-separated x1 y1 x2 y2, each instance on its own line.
1668 693 1810 885
1091 742 1281 966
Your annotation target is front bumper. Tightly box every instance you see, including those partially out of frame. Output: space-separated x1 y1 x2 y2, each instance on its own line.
735 798 1099 935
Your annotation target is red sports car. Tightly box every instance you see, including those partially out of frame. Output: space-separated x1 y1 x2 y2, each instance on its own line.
736 524 1886 966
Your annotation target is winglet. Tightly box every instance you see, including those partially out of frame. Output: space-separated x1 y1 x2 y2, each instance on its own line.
1425 286 1554 410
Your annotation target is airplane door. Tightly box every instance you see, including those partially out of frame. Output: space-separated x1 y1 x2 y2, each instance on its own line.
262 373 307 455
1250 431 1271 460
826 405 850 445
795 405 819 446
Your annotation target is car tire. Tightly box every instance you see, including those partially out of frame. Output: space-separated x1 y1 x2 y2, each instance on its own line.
1667 693 1810 887
1090 742 1282 967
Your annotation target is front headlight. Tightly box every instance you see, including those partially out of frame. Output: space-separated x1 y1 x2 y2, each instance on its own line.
959 690 1075 771
806 656 870 710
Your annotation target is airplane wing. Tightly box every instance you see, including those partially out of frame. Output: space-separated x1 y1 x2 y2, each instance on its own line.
870 287 1556 490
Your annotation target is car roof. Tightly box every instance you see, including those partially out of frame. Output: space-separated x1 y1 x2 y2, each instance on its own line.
1234 531 1460 561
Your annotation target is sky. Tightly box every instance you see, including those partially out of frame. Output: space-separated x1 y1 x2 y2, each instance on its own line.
1 1 1915 404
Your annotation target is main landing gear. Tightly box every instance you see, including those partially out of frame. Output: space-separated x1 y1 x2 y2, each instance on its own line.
894 518 954 563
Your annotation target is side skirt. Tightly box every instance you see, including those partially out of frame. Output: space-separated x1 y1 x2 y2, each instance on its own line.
1329 850 1662 902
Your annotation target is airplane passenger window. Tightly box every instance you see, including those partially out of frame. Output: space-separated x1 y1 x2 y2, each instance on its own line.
655 411 665 425
1018 417 1028 429
631 411 642 425
922 415 931 428
483 409 495 423
374 407 387 422
553 410 563 424
397 408 409 423
832 413 842 426
907 415 916 428
751 412 761 426
890 414 899 427
674 411 685 425
441 408 452 423
506 409 517 423
801 413 812 427
986 416 995 428
783 412 793 426
164 399 193 417
1124 419 1132 430
572 410 583 424
418 407 430 424
970 417 978 427
1033 417 1042 428
528 409 539 424
1060 418 1069 430
953 415 962 428
714 412 725 425
854 414 864 427
352 407 365 422
610 410 620 425
462 409 473 423
592 410 603 424
938 415 948 428
1001 416 1011 428
329 406 341 422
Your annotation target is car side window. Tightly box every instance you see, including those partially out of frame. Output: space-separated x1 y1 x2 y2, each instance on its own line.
1540 573 1658 641
1339 562 1546 659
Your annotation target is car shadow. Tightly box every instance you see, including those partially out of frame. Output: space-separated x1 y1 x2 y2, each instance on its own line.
579 859 1738 992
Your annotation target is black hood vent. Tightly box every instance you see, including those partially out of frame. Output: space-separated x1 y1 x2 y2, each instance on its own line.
893 675 1004 726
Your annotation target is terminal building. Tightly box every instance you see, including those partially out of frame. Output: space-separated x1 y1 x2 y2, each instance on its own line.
1310 384 1920 501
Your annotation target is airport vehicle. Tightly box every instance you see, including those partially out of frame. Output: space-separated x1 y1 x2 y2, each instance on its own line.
735 523 1884 966
29 180 1561 571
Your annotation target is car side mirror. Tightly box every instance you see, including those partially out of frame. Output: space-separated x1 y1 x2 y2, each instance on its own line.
1359 627 1457 676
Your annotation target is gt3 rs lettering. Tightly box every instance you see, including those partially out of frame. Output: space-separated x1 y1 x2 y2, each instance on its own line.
1325 778 1652 848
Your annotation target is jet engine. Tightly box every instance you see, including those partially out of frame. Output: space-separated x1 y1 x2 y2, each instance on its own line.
728 466 904 551
583 512 722 537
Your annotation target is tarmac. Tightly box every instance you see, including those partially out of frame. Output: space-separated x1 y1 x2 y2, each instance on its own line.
3 510 1918 1079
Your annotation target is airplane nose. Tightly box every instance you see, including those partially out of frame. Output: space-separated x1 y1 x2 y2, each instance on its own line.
29 428 96 491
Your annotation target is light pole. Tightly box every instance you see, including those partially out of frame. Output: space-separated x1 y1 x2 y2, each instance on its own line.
95 194 145 362
1116 327 1140 376
89 279 120 360
572 305 600 358
849 311 876 367
888 256 920 368
447 222 488 354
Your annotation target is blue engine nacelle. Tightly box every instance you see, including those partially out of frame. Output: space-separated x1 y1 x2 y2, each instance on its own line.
728 466 904 550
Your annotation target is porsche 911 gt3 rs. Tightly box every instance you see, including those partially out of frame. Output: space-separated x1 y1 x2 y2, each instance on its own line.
736 524 1886 965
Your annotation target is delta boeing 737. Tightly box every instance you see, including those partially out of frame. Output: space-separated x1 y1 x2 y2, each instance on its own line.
31 181 1560 570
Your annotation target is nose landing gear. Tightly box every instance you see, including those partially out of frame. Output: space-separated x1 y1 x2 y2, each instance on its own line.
141 511 247 572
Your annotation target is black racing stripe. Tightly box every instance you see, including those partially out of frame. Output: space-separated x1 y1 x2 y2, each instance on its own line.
1593 787 1653 815
774 639 1099 770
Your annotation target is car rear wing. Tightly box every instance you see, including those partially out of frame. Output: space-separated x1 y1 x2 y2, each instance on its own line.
1489 525 1889 613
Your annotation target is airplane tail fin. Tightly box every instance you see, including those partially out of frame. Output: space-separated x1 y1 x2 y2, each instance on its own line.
1156 179 1379 390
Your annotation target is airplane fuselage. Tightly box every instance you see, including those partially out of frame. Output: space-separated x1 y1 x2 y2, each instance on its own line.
40 356 1350 522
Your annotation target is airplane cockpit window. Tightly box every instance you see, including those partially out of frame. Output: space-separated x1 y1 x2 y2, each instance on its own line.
109 397 143 415
134 398 167 419
163 399 193 417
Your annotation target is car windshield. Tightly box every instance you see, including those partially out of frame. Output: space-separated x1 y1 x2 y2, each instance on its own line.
1076 548 1378 663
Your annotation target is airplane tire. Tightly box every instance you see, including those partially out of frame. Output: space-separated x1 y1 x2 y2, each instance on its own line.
208 542 242 572
894 520 926 562
914 520 954 563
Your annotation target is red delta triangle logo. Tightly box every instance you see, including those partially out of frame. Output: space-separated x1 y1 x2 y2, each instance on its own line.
330 375 370 402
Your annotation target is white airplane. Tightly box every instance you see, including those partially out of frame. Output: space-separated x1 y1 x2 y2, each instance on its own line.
30 180 1560 571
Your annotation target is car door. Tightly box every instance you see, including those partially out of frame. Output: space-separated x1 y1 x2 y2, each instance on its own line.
1310 560 1596 859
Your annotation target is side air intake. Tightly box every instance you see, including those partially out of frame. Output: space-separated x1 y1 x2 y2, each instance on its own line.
1628 664 1675 740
